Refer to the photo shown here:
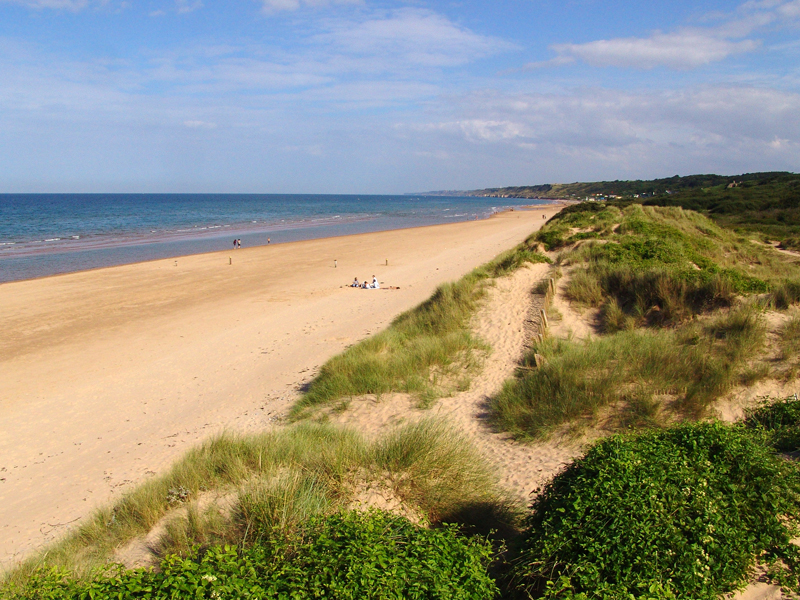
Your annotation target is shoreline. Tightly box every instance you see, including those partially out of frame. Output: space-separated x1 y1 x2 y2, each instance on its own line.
0 205 559 570
0 205 549 287
1 198 553 285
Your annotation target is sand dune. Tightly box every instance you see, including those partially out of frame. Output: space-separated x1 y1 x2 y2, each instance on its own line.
0 206 557 569
326 262 584 505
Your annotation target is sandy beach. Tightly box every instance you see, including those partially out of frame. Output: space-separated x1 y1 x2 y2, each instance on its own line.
0 206 556 569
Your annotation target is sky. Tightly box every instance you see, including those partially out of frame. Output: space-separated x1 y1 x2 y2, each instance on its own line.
0 0 798 193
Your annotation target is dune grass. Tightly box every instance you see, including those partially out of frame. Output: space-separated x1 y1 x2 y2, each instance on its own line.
486 203 800 440
1 419 509 590
490 307 766 439
291 241 550 418
539 203 800 330
744 394 800 453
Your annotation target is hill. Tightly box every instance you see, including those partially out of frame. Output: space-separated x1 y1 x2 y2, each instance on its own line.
468 171 800 249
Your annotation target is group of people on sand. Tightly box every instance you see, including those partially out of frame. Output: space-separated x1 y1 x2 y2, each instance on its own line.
351 275 379 289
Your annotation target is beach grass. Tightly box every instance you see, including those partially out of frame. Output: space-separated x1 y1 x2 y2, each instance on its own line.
778 313 800 380
487 203 800 440
541 203 800 329
490 306 767 439
1 419 507 588
291 242 550 417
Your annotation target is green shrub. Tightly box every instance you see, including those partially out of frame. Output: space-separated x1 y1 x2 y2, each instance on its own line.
10 511 499 600
511 423 800 599
744 395 800 453
2 420 504 585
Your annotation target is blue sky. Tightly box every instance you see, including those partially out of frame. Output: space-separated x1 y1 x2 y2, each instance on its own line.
0 0 798 193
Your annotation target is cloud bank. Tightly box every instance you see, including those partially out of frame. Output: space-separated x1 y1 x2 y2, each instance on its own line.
528 0 800 70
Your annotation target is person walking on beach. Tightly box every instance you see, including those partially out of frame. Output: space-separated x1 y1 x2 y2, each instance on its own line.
237 239 241 249
233 239 237 249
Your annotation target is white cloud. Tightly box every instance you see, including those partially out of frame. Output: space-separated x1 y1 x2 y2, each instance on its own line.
400 86 800 174
413 119 525 143
317 9 516 69
0 0 88 9
260 0 360 15
183 120 216 128
778 0 800 17
109 9 510 98
386 85 800 187
532 0 800 70
551 30 759 69
176 0 202 14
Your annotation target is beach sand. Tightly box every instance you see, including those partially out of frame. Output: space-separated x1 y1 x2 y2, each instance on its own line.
0 206 557 569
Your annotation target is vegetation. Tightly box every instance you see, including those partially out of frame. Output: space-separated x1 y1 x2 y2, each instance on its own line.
7 511 498 600
2 419 508 591
491 307 766 439
641 174 800 251
469 171 800 250
537 203 798 329
510 422 800 599
292 240 549 417
488 203 800 439
468 171 799 201
745 395 800 453
9 192 800 599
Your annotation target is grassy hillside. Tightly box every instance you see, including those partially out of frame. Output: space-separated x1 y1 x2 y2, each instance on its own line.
468 171 799 200
491 203 800 439
469 172 800 249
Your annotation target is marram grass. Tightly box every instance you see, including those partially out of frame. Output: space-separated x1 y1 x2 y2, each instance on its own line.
1 419 508 588
292 242 550 417
490 307 766 439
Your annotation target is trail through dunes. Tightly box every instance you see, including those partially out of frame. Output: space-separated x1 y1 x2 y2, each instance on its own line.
328 262 586 505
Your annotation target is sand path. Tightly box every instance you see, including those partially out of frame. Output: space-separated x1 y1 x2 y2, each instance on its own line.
329 262 583 506
0 207 558 569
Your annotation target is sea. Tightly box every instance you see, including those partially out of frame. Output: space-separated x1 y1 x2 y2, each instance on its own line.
0 194 547 284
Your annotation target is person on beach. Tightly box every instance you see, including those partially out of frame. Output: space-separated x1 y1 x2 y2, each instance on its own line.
372 275 379 289
362 278 369 289
352 277 360 287
267 238 271 244
233 239 237 249
237 239 241 249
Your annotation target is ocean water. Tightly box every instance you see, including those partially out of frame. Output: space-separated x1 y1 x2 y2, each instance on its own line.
0 194 545 283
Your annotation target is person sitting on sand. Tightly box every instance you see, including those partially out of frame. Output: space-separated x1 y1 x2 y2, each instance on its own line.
372 275 379 289
352 277 359 287
362 278 369 289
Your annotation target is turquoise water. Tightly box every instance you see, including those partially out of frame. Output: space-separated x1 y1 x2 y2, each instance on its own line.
0 194 544 283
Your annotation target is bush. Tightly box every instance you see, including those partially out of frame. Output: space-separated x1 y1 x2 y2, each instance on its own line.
511 423 800 599
8 511 499 600
744 395 800 453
